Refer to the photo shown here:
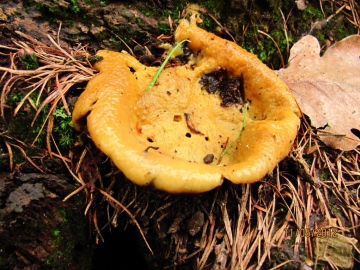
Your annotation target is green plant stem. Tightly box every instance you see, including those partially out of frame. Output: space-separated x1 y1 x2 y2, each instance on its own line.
220 102 249 157
145 39 190 92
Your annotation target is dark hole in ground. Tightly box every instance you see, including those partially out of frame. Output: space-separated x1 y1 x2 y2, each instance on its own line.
351 128 360 139
92 226 149 270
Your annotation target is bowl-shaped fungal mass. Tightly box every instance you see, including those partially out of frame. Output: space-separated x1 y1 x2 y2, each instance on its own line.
72 10 300 193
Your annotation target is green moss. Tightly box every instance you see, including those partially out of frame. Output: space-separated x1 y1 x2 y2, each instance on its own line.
70 0 80 13
303 5 323 20
53 106 75 149
331 204 341 216
138 1 185 32
199 0 223 11
46 200 93 270
231 2 291 67
52 229 61 237
20 52 39 70
56 206 68 222
229 0 356 68
323 16 356 42
200 16 216 31
328 194 346 226
6 90 75 169
7 111 37 145
319 171 328 180
158 22 171 34
34 3 43 11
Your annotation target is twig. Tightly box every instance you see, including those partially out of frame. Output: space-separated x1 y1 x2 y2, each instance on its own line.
109 29 134 56
51 134 84 185
257 30 285 67
47 34 75 61
4 140 13 171
279 8 290 59
93 210 105 243
206 12 236 42
63 185 86 202
6 141 44 173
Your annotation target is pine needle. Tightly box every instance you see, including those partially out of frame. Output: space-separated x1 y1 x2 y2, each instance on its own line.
220 102 249 157
145 39 189 92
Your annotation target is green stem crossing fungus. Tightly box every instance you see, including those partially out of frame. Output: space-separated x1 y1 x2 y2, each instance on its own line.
220 102 249 157
145 39 190 92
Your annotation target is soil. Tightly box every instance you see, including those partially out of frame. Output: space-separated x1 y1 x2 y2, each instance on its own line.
0 0 359 269
200 69 245 107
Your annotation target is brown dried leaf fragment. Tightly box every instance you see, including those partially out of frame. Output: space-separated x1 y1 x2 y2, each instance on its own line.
187 211 205 236
277 35 360 150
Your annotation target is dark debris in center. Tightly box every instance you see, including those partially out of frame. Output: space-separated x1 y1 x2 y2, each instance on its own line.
199 68 245 107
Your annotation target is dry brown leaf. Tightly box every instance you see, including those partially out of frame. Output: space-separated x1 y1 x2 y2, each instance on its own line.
277 35 360 150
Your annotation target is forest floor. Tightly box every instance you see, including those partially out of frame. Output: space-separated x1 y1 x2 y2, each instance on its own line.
0 0 359 269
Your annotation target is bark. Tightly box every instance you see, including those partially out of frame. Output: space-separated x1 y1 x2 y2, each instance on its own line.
0 170 93 270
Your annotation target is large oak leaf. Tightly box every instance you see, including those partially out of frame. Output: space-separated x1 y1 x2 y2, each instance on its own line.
277 35 360 150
